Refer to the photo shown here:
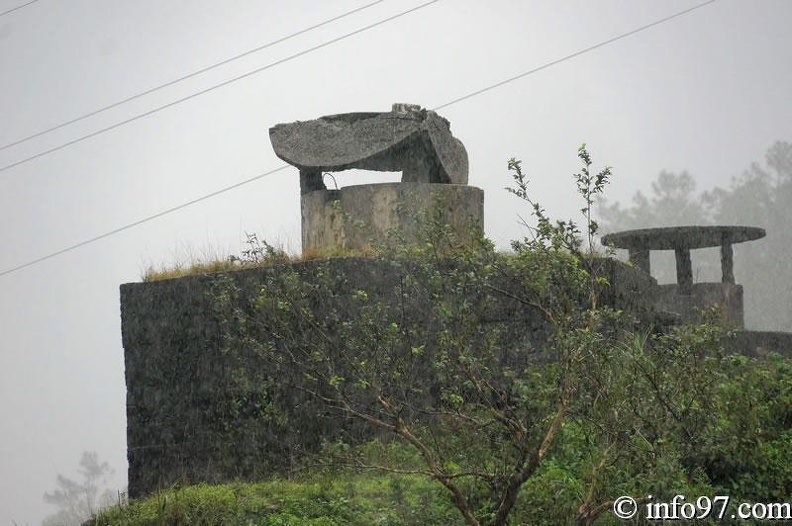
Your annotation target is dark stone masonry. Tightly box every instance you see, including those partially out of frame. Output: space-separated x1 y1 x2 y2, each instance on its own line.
120 253 790 497
121 258 654 497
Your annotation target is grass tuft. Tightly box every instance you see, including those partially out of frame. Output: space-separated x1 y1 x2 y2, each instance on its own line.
141 234 384 283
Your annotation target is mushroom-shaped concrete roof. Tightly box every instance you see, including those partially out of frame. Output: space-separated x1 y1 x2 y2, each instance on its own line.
269 103 468 188
602 226 766 250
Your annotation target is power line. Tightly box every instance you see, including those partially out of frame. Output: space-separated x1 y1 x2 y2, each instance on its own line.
0 0 386 154
0 165 290 277
433 0 717 111
0 0 718 278
0 0 39 18
0 0 438 176
0 0 439 177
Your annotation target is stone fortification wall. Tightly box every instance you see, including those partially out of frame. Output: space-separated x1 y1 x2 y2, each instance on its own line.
120 257 654 498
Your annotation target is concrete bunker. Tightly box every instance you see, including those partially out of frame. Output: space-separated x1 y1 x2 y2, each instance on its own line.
119 106 792 498
602 226 766 328
269 103 484 253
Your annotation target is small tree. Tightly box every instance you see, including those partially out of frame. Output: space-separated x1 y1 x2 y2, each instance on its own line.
224 146 629 525
212 145 789 524
42 451 116 526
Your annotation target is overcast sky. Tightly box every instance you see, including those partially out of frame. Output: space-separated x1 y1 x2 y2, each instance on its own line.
1 1 790 523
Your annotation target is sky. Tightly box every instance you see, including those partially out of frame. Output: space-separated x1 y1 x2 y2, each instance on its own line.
1 0 790 523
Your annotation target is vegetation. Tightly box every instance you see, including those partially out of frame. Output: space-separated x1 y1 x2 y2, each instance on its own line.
42 451 119 526
219 145 617 525
140 234 289 282
101 145 792 525
142 257 242 282
90 471 470 525
141 233 380 282
89 347 792 526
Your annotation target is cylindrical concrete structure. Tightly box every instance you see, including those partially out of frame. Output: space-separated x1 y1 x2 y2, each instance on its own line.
301 183 484 254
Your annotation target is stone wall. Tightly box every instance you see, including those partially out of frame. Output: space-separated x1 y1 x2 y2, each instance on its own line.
654 283 744 329
123 254 784 499
121 257 657 498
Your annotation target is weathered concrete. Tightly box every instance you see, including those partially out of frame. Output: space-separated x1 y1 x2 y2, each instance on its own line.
602 226 766 251
301 183 484 253
655 283 744 329
602 226 765 288
602 225 765 326
269 103 469 194
270 104 480 255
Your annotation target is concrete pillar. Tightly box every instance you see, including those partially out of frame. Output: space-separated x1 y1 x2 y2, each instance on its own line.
301 183 484 254
721 240 735 284
675 248 693 294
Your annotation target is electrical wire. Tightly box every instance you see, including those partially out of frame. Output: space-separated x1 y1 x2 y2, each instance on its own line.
0 0 386 153
0 0 719 278
0 0 39 18
433 0 717 111
0 0 438 176
0 166 290 277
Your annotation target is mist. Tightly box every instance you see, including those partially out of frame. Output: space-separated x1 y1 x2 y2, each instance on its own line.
1 1 790 523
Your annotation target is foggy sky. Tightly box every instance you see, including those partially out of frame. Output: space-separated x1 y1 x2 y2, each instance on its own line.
1 1 790 523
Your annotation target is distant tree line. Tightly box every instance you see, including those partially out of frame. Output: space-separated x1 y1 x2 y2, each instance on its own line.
41 451 119 526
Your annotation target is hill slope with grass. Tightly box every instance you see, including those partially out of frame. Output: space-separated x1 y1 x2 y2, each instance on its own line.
91 471 461 526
